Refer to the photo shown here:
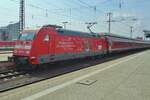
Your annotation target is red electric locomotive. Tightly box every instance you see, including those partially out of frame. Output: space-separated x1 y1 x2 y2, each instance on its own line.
13 25 108 65
13 25 150 66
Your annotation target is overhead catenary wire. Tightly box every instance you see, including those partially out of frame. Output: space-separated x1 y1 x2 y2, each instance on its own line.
10 0 106 22
6 0 146 37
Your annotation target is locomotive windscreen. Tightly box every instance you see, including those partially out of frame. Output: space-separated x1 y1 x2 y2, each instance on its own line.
19 32 35 41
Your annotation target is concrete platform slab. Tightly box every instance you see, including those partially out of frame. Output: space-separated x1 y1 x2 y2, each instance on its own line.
0 53 12 61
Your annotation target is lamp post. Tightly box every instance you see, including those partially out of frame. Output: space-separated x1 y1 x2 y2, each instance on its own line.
130 26 133 38
19 0 25 33
62 22 68 29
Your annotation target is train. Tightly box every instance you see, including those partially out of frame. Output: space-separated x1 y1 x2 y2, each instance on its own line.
0 41 15 50
13 25 150 67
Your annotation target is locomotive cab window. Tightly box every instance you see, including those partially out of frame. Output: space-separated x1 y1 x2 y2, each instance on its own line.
19 32 35 41
44 34 49 41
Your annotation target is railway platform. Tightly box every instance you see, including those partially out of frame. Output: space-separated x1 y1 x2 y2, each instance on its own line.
0 53 12 62
0 50 150 100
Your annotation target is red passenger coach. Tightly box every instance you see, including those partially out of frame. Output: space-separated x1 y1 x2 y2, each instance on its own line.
101 33 150 53
0 41 15 48
13 25 107 65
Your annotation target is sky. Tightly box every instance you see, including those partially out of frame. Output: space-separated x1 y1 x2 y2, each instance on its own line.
0 0 150 38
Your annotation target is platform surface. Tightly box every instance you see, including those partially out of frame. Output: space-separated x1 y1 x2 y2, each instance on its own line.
0 53 12 61
0 50 150 100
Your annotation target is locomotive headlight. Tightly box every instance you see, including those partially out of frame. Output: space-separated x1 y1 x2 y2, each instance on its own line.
14 50 17 53
31 56 36 60
26 51 30 54
98 45 102 50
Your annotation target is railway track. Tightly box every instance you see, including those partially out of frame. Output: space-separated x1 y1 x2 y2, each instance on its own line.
0 52 13 54
0 50 146 93
0 61 15 71
0 70 27 81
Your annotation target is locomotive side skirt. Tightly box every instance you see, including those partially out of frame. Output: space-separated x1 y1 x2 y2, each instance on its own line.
38 51 106 64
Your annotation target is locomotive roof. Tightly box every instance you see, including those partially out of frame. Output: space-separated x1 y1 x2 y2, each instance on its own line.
57 29 100 38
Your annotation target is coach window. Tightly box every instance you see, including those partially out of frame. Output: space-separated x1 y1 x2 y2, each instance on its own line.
44 34 49 41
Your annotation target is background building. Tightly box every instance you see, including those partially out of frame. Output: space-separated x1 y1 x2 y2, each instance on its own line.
0 22 19 41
